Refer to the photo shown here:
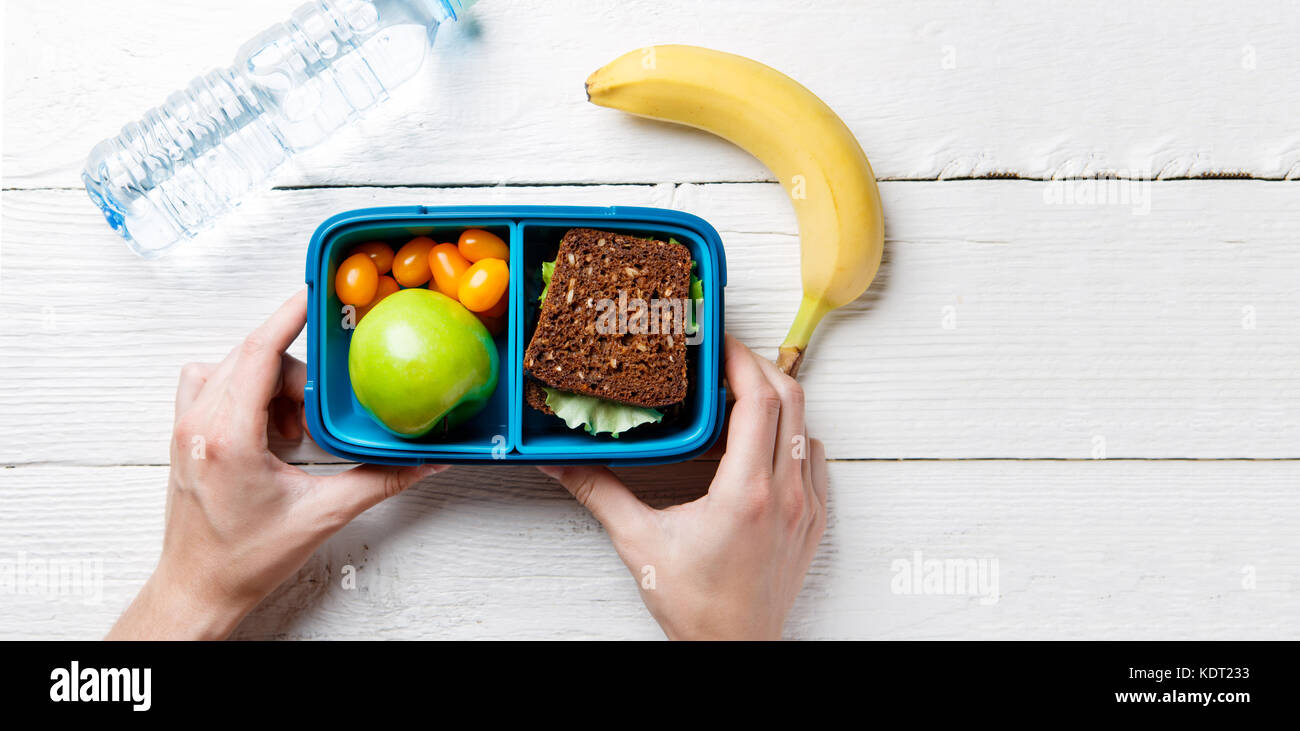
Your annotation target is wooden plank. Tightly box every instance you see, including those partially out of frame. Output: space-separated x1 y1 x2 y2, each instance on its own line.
6 0 1299 189
682 179 1300 458
3 181 1299 463
1 460 1295 640
0 184 673 465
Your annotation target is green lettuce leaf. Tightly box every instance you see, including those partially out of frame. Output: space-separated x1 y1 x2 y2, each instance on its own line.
541 386 663 438
686 258 703 334
538 258 556 303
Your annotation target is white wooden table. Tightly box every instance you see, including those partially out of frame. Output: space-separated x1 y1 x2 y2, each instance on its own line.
3 0 1298 639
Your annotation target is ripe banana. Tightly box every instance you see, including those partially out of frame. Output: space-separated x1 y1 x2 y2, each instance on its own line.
586 45 884 377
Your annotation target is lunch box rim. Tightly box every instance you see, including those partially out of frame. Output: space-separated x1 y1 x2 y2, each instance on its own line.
304 205 727 466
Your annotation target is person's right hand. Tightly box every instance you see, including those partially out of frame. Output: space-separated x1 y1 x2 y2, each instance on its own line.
538 334 827 640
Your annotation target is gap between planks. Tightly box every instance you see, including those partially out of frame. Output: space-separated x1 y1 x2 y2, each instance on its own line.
8 176 1300 194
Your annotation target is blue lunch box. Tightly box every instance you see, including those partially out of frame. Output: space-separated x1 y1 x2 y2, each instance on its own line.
304 205 727 465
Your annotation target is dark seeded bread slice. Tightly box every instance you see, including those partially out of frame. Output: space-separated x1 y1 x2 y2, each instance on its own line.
524 379 554 415
524 228 691 408
526 377 686 419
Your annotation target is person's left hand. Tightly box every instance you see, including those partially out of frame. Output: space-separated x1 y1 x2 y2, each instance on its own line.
108 289 444 640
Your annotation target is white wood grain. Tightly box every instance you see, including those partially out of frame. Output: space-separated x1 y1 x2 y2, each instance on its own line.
1 461 1295 640
5 0 1299 189
4 0 1300 641
3 181 1298 464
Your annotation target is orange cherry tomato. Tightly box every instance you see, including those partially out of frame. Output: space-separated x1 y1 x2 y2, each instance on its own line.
335 252 378 306
428 243 471 299
482 294 508 318
392 236 436 287
353 241 394 274
458 229 509 263
356 275 400 322
475 311 506 336
372 274 401 304
457 257 509 313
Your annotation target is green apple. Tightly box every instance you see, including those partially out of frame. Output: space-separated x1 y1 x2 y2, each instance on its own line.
348 288 499 437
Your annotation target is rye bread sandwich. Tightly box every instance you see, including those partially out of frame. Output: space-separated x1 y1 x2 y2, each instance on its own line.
525 228 701 437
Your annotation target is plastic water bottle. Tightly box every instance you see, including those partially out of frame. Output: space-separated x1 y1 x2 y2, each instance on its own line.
83 0 477 258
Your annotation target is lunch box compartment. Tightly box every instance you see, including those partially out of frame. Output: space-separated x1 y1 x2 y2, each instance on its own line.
305 206 726 465
312 219 517 457
514 221 718 460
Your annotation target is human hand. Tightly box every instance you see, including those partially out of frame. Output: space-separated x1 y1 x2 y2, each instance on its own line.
538 334 827 640
108 290 444 640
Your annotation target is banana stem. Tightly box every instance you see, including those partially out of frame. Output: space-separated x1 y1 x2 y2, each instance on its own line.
776 346 804 378
778 296 834 378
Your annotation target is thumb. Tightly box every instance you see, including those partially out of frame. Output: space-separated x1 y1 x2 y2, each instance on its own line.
538 465 651 542
307 463 446 528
